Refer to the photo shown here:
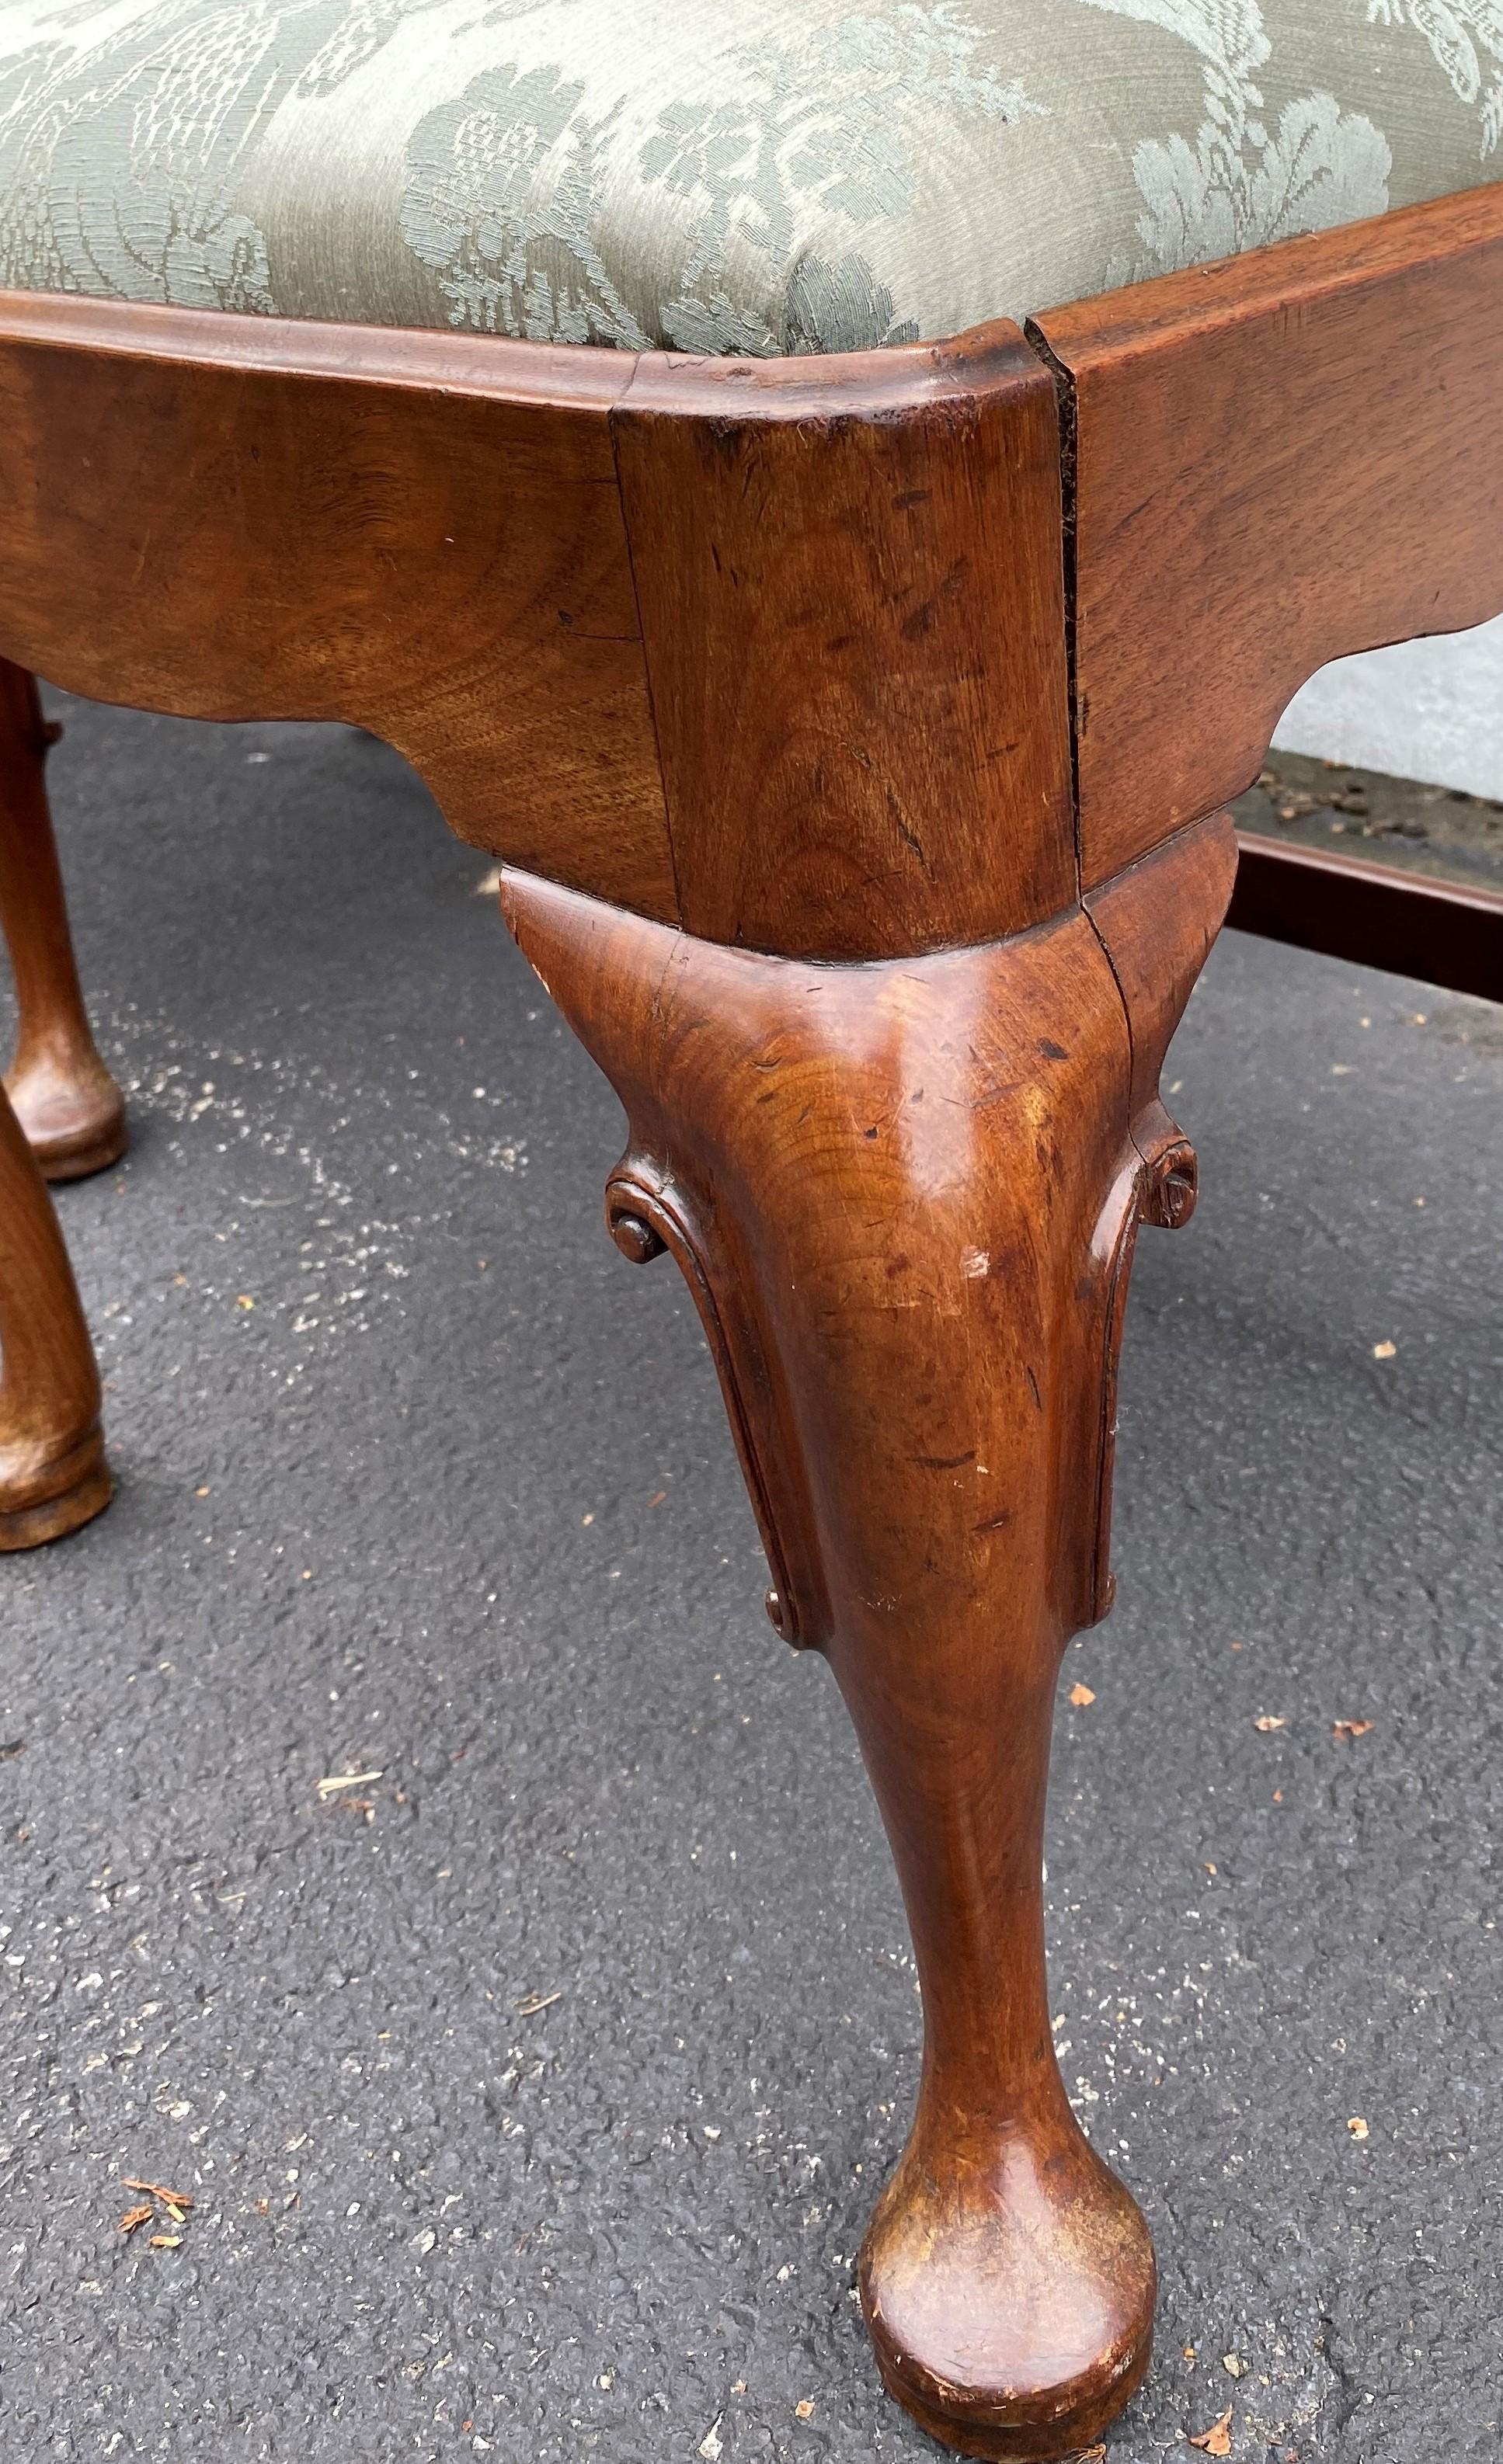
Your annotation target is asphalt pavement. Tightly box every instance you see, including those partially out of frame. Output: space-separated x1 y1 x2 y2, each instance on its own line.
2 695 1499 2463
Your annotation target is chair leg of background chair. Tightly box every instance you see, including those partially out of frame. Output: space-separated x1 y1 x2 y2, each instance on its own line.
0 659 127 1181
0 1071 112 1549
500 815 1233 2460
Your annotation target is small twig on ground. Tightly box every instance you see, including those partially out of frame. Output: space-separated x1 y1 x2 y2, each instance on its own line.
317 1769 383 1798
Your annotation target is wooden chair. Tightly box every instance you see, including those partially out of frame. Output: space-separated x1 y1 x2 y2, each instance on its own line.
1 12 1501 2452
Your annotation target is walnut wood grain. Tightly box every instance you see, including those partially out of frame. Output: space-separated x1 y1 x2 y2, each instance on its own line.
0 294 1078 961
613 326 1074 957
0 659 127 1179
1029 186 1503 888
0 1069 110 1548
501 814 1233 2458
0 205 1488 2449
0 292 677 925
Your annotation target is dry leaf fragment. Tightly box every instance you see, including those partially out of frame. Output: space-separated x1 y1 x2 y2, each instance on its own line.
795 2400 816 2421
1188 2407 1233 2455
235 1295 255 1311
1348 2116 1369 2140
121 2177 194 2211
515 1990 563 2017
1069 1683 1096 1708
1372 1340 1396 1360
1254 1715 1286 1732
1332 1720 1374 1741
148 2234 183 2250
119 2205 153 2235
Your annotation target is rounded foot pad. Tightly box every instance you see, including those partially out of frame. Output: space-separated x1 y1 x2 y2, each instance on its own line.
860 2145 1156 2461
0 1435 113 1551
8 1062 127 1183
35 1113 129 1183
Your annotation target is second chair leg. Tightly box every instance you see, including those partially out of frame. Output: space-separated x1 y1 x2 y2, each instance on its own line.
0 659 127 1181
0 1072 112 1549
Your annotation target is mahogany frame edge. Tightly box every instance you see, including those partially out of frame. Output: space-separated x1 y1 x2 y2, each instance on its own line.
0 283 1035 415
3 182 1503 974
1035 182 1503 366
12 172 1495 426
0 288 1068 962
1030 183 1503 893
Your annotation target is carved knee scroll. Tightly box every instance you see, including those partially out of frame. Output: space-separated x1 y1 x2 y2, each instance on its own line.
600 1156 805 1645
502 815 1233 2461
506 814 1233 1661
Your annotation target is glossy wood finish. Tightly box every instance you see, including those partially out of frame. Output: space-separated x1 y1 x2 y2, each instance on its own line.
0 1070 111 1548
0 294 1073 961
502 813 1235 2460
0 659 127 1178
614 328 1073 957
1030 185 1503 888
0 292 677 925
0 185 1498 2454
1230 832 1503 998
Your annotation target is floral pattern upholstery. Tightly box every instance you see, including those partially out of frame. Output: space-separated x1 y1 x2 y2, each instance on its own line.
0 0 1498 353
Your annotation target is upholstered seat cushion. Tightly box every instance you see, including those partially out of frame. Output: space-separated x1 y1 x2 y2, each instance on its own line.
0 1 1498 355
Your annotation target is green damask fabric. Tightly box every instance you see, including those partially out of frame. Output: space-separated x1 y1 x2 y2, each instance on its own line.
0 0 1498 355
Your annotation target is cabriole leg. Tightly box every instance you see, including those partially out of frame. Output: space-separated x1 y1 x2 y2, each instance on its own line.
0 659 126 1181
0 1071 112 1548
501 818 1234 2459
